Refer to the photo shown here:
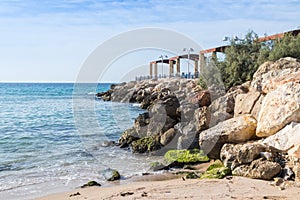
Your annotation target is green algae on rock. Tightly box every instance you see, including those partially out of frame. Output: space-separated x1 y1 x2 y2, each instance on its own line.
108 170 121 181
164 149 209 165
81 180 101 188
200 160 230 179
131 136 162 153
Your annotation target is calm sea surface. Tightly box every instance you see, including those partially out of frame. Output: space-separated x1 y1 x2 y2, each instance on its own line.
0 83 158 199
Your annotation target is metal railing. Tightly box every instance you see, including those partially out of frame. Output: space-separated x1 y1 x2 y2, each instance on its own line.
135 72 199 82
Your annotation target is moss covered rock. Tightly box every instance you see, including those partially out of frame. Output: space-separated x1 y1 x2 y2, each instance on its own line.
206 160 224 171
186 172 200 179
118 128 140 148
131 136 162 153
200 160 230 179
102 168 121 181
81 180 101 188
164 149 209 166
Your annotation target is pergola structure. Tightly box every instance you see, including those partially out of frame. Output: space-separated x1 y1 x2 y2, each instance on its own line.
198 29 300 73
147 29 300 79
149 54 199 78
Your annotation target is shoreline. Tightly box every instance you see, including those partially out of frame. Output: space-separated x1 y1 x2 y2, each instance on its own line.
35 175 300 200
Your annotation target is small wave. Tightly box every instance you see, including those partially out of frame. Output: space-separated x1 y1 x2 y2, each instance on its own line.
87 92 97 95
132 103 141 107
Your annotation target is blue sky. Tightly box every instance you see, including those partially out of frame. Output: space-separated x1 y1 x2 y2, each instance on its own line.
0 0 300 82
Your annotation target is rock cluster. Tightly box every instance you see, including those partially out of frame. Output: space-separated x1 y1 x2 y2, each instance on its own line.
97 57 300 182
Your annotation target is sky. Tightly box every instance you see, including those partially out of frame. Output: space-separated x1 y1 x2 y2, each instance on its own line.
0 0 300 82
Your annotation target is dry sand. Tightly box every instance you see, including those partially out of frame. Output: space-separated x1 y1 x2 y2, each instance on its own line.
36 176 300 200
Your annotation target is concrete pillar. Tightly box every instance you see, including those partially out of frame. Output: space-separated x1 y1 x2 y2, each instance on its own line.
176 58 180 76
194 60 199 78
200 53 205 74
169 60 174 77
154 63 158 79
149 63 153 78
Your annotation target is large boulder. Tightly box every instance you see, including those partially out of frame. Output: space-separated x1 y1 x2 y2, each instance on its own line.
256 82 300 137
147 114 177 136
134 112 150 138
118 128 140 148
194 106 210 131
134 112 177 138
160 128 177 146
150 95 180 120
220 142 266 170
186 90 211 107
199 114 257 159
234 90 261 118
252 57 300 94
232 159 281 180
209 85 247 127
263 122 300 152
111 81 137 102
250 94 265 120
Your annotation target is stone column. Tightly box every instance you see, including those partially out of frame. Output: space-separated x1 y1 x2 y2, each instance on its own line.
154 63 158 79
169 60 174 77
200 53 205 75
176 58 180 77
149 62 153 78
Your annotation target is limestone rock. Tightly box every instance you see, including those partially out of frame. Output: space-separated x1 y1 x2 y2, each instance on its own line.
176 103 197 123
263 122 300 152
234 90 261 117
150 96 180 120
187 90 211 107
147 114 177 136
252 57 300 93
134 112 150 138
250 94 265 120
118 128 140 148
288 145 300 182
160 128 177 146
220 142 266 170
232 159 281 180
209 85 246 126
194 106 210 131
256 82 300 137
177 133 200 150
199 114 257 159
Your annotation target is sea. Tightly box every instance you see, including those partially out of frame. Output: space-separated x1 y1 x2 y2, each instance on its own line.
0 83 160 200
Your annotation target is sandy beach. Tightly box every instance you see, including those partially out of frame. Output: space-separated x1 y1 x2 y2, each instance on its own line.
36 176 300 200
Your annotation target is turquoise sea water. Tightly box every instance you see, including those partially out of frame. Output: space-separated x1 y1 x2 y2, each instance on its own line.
0 83 155 199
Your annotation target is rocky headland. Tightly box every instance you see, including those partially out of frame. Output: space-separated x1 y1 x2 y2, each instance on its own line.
97 57 300 185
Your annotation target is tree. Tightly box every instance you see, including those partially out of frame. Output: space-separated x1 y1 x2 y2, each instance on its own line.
216 30 262 89
215 30 300 90
267 33 300 61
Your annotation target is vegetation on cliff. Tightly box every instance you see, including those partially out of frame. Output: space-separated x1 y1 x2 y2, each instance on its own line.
216 30 300 89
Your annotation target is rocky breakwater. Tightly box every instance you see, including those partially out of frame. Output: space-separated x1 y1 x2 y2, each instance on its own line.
97 77 215 154
97 57 300 184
